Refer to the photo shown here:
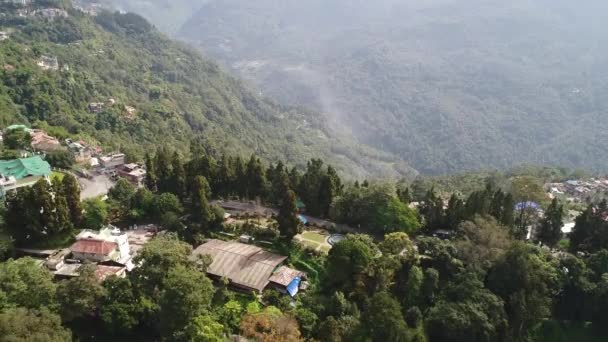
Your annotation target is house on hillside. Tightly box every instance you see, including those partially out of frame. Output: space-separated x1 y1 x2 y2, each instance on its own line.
66 139 93 164
37 55 59 71
0 31 9 41
99 153 125 170
192 239 305 294
30 129 62 152
88 102 104 113
0 155 51 195
33 8 68 20
117 163 146 186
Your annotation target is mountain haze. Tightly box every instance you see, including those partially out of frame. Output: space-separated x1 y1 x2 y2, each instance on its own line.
0 2 415 178
177 0 608 174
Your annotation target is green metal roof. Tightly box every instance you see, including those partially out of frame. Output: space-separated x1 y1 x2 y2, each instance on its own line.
5 124 30 132
0 156 51 180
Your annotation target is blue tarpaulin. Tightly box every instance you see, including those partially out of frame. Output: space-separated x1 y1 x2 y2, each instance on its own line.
286 276 301 297
515 201 541 211
298 215 308 225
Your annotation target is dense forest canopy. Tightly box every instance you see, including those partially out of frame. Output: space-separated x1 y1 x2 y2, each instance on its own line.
175 0 608 174
0 1 416 178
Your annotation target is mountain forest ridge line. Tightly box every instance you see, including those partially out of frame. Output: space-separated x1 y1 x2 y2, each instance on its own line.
0 0 417 179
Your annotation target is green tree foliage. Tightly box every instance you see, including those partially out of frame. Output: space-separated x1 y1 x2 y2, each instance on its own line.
82 198 109 231
4 179 73 245
144 152 157 192
56 264 105 322
487 243 558 341
331 183 420 234
190 175 214 235
60 173 83 227
277 189 301 240
536 198 564 248
455 216 513 270
570 201 608 254
99 276 143 334
159 264 214 338
0 308 71 342
361 291 409 341
0 257 57 310
170 151 187 199
325 235 375 294
426 273 507 342
185 314 225 342
3 128 31 151
44 150 75 169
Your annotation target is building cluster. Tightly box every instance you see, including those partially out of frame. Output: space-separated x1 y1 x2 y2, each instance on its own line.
547 178 608 202
19 225 157 281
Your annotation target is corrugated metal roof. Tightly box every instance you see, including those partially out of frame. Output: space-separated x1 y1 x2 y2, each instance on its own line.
269 266 305 287
71 239 118 256
0 156 51 180
192 239 287 292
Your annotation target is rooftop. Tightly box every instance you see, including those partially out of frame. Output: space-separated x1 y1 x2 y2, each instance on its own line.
71 239 118 256
192 239 287 292
0 156 51 180
268 266 305 287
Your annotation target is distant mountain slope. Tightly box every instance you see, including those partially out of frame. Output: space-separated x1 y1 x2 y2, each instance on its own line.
86 0 209 34
0 2 416 179
178 0 608 174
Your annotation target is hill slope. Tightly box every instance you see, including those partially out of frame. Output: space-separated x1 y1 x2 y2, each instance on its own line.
178 0 608 174
0 2 416 178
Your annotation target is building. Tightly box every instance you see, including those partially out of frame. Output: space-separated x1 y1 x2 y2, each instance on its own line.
100 153 126 169
94 265 126 281
37 55 59 71
88 102 104 113
70 239 120 262
268 266 307 297
117 163 146 186
76 226 131 263
30 129 62 152
33 8 68 20
191 239 288 293
0 156 51 195
66 139 92 164
0 31 9 41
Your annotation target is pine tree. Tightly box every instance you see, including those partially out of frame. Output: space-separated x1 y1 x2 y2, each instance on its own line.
61 173 83 227
215 154 234 197
501 193 515 227
536 198 564 248
277 189 301 240
155 147 172 193
233 156 247 199
397 187 412 204
144 152 157 192
191 176 213 233
170 151 187 199
444 193 464 230
245 155 267 200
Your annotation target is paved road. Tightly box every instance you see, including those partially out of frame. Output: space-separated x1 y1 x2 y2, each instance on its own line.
79 174 115 200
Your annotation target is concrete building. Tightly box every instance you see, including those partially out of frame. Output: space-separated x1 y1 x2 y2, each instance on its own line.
0 156 51 196
117 163 146 186
100 153 126 170
70 239 120 262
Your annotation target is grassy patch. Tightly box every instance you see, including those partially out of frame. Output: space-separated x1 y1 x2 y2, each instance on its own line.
51 171 65 182
301 231 328 244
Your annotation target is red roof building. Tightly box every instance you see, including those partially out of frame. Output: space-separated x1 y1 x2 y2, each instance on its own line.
70 239 119 262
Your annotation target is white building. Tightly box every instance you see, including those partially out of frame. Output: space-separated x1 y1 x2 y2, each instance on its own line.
76 225 131 263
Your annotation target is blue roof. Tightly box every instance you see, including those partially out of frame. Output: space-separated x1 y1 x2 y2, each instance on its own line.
286 276 301 297
515 201 541 210
298 215 308 225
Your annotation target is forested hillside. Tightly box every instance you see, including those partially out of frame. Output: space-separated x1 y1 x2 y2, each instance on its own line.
0 1 416 178
178 0 608 174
